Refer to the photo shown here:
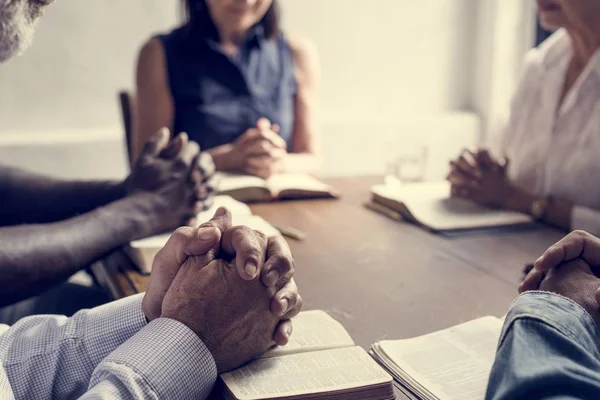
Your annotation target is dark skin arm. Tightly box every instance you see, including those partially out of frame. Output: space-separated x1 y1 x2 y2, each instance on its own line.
0 129 216 307
0 194 152 307
0 165 126 226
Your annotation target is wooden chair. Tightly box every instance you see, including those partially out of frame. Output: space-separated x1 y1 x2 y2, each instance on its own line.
118 91 135 167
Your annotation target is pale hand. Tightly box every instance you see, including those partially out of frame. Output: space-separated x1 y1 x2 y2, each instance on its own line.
447 148 516 209
231 118 287 179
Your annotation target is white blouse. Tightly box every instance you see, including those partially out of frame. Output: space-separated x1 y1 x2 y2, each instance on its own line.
494 29 600 235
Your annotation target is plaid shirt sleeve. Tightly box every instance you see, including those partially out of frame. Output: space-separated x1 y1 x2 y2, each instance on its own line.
84 318 218 399
0 294 218 400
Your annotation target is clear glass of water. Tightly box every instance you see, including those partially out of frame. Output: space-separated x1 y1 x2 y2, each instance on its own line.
385 145 429 186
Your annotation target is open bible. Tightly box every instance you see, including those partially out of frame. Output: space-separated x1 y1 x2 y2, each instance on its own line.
371 182 533 233
371 316 503 400
218 310 394 400
217 173 338 203
125 196 280 274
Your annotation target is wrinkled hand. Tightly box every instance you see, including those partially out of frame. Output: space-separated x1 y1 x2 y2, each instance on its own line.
142 208 302 347
447 148 514 209
520 231 600 307
232 118 287 179
158 210 300 373
535 259 600 330
124 128 215 236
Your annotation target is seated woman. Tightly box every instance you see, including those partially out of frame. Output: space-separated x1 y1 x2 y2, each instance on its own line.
133 0 320 179
448 0 600 235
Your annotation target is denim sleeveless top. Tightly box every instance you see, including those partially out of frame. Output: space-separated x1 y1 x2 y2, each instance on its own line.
157 25 297 151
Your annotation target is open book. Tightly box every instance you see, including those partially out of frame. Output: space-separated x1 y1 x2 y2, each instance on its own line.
371 181 533 232
217 172 338 203
219 310 394 400
371 316 503 400
125 196 280 274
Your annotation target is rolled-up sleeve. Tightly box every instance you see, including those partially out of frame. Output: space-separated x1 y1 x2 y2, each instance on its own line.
571 205 600 237
85 318 217 399
486 291 600 400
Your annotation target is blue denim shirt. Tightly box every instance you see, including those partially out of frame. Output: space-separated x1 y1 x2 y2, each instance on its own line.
486 291 600 400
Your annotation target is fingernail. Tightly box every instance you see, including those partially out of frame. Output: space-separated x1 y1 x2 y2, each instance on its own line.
245 262 258 278
266 270 280 286
198 228 214 240
215 207 227 217
279 299 289 315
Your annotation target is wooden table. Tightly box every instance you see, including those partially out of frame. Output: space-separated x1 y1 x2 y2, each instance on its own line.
92 176 565 398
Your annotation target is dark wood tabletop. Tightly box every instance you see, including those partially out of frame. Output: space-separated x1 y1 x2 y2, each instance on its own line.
91 176 565 399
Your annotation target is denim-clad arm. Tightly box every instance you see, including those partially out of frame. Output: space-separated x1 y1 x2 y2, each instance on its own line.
486 291 600 400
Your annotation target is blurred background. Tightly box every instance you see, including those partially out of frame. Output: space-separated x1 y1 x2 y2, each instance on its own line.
0 0 539 181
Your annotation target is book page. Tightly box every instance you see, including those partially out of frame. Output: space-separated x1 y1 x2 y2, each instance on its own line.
262 310 354 358
130 215 279 250
216 172 269 192
266 173 330 195
221 346 392 400
378 316 503 400
372 182 532 231
130 196 265 250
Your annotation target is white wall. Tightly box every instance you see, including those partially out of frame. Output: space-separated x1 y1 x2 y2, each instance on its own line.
0 0 179 131
282 0 477 117
0 0 482 180
471 0 536 139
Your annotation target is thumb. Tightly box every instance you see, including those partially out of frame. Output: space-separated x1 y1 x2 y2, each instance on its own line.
256 117 272 130
142 127 171 157
501 157 510 173
153 226 222 279
160 132 188 159
144 226 221 320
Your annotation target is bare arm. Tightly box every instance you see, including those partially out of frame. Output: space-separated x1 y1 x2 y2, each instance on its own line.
283 35 322 174
0 165 125 226
0 131 209 307
502 186 573 232
133 38 175 163
0 195 153 306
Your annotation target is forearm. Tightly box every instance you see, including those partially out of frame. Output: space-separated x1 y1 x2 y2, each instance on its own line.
0 294 147 399
0 165 125 225
504 185 572 231
0 196 149 306
208 144 239 171
486 292 600 400
86 318 217 399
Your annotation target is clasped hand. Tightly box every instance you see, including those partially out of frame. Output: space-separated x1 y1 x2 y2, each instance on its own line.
123 128 217 238
142 207 302 373
520 230 600 330
231 118 288 179
446 148 514 209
